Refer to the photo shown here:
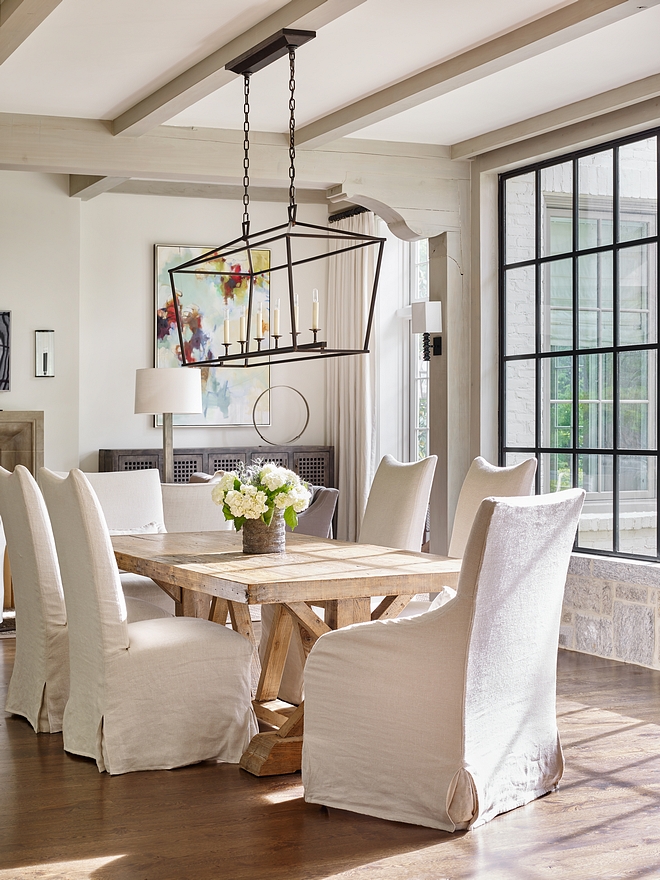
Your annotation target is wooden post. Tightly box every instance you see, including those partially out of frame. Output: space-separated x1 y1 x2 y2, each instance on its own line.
428 230 472 556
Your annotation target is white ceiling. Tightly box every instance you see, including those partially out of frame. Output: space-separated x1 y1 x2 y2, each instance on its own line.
0 0 659 147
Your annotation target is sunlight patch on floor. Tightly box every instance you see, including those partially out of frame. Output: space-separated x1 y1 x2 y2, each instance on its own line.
0 855 125 879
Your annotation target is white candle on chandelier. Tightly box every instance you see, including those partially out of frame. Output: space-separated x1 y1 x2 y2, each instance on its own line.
311 288 320 330
255 303 264 339
294 294 299 330
223 308 231 344
239 307 246 341
273 299 281 336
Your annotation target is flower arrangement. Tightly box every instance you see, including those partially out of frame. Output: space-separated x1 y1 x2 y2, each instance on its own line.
211 461 311 532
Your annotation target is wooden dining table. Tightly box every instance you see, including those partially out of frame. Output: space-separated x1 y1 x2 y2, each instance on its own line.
112 529 462 776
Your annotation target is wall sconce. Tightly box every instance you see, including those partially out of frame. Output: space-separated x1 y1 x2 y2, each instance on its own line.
411 301 442 361
35 330 55 377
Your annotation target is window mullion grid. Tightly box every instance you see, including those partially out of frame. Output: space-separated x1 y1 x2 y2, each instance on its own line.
657 135 660 559
572 156 579 508
535 167 542 495
500 127 660 560
612 145 620 554
498 174 506 467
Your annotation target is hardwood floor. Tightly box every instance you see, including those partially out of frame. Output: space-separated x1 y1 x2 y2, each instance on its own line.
2 639 660 880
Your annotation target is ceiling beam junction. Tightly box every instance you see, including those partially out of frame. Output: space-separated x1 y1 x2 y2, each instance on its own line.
112 0 366 138
69 175 130 200
0 0 64 65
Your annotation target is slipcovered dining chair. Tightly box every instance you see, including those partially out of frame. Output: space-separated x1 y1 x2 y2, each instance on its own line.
358 454 437 551
86 472 236 613
40 468 257 774
302 488 585 831
448 455 537 558
0 465 169 734
399 455 538 617
160 482 234 533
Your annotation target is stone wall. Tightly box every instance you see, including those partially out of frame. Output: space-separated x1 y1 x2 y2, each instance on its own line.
560 553 660 668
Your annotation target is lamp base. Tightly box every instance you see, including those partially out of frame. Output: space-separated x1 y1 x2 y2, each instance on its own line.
162 412 174 483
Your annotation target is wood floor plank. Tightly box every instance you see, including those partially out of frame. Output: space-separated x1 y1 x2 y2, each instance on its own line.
3 639 660 878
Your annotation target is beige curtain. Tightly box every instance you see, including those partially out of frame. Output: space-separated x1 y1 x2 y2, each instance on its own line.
325 212 378 542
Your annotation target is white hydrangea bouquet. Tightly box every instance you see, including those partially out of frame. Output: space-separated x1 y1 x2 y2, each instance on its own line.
211 461 311 532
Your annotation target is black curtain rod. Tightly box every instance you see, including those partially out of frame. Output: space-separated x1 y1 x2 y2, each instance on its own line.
328 205 370 223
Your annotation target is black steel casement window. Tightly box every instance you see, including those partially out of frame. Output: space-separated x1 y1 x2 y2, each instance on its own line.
499 129 659 561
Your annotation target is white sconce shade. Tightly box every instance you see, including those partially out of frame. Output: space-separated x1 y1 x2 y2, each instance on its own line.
134 368 203 415
411 301 442 335
35 330 55 378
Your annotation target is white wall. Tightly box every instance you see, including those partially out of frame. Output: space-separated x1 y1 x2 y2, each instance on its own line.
0 172 328 475
79 193 328 471
0 172 80 470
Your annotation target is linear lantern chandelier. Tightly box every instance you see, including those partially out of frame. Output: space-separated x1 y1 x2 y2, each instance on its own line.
169 29 385 369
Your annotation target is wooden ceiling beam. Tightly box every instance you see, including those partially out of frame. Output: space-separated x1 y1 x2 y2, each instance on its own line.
0 0 64 64
1 114 460 187
451 72 660 159
296 0 660 149
111 0 366 138
69 175 130 200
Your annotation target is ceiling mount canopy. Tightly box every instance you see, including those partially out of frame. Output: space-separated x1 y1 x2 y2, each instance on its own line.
225 28 316 77
168 27 385 370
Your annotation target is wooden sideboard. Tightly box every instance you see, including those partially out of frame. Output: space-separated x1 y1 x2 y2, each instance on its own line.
99 446 335 488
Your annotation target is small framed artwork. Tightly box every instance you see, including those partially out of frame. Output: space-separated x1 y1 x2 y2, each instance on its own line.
155 245 270 427
0 312 10 391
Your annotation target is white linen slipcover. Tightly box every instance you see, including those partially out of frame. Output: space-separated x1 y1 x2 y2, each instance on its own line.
0 465 69 733
160 482 234 533
302 489 585 831
358 454 437 550
84 469 166 531
84 470 173 614
40 468 257 774
448 456 537 559
0 466 169 733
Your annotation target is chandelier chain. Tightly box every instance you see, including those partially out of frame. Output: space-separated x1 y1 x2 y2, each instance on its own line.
288 46 297 223
242 72 250 236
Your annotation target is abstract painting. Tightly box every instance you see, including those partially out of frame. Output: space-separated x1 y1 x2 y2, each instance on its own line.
155 245 270 427
0 312 9 391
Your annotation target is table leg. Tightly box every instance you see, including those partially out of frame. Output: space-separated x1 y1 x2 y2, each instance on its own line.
325 597 371 628
228 601 257 647
209 597 229 625
371 594 414 620
240 599 367 777
3 547 13 615
178 587 211 619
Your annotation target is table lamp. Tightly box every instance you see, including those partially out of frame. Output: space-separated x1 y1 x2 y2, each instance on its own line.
134 368 203 483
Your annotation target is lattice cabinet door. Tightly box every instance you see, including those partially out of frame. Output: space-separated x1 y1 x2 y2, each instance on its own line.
250 451 290 469
294 451 332 488
205 452 247 474
172 453 205 483
116 454 160 473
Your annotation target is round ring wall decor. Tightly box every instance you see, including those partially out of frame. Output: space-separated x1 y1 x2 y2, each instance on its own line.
251 385 310 446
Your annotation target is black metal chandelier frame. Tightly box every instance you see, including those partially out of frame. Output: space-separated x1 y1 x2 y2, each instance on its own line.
168 28 385 370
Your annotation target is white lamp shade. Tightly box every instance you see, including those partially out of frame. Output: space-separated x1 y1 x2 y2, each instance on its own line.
134 368 203 415
411 300 442 334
